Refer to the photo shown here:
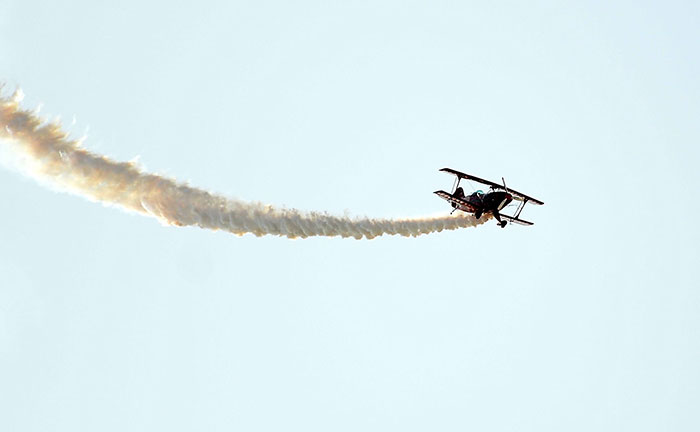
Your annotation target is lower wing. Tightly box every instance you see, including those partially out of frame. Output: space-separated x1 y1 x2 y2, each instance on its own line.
499 213 534 226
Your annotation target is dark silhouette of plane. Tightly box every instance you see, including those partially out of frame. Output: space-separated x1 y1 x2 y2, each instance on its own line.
434 168 543 228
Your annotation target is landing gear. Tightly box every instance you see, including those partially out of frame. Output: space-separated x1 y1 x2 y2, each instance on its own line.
493 210 507 228
475 210 482 220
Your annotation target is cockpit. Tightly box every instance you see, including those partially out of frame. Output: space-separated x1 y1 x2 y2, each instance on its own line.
469 189 485 203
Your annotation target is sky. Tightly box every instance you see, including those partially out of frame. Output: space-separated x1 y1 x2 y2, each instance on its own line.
1 1 699 431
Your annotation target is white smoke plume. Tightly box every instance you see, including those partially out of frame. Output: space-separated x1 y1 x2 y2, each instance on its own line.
0 88 488 239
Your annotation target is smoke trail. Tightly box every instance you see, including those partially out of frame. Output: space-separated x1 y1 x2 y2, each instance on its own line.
0 88 488 239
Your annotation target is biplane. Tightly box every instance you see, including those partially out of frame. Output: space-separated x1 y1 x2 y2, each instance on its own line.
434 168 543 228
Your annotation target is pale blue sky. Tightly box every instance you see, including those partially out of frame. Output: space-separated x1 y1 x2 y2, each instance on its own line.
1 1 699 431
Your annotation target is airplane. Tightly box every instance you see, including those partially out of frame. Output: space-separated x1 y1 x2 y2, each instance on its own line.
434 168 544 228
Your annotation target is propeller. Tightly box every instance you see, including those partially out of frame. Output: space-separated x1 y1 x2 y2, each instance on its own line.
502 177 509 194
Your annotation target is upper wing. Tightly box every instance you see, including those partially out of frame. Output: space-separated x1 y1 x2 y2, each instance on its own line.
439 168 544 206
440 168 503 189
506 189 544 205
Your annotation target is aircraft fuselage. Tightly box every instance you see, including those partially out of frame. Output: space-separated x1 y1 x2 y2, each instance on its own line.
451 188 513 216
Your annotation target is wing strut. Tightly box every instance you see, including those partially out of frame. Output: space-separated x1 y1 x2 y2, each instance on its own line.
513 198 528 218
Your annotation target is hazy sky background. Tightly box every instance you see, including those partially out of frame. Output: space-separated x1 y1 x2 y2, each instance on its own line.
1 1 699 431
